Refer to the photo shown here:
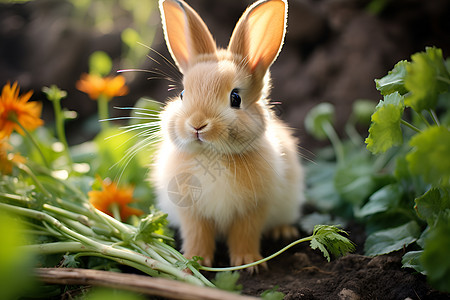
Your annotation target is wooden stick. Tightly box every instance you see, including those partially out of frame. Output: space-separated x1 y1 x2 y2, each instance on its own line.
35 268 258 300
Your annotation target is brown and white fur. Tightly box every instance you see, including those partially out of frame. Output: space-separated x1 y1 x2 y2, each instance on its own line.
153 0 304 270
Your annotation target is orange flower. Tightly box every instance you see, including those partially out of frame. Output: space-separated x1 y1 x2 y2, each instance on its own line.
0 82 43 139
88 177 143 221
76 73 129 100
0 139 26 174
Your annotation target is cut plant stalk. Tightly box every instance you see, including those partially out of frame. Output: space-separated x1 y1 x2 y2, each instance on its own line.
0 201 213 286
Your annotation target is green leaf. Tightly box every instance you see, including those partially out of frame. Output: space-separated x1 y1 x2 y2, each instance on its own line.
415 188 450 225
261 286 285 300
310 225 355 262
404 47 450 112
134 208 168 242
334 161 375 205
402 250 426 275
375 60 410 96
89 51 113 77
365 92 405 154
85 288 145 300
61 254 80 268
356 184 404 218
304 103 335 140
421 212 450 292
305 161 342 211
406 126 450 187
364 221 421 256
212 271 243 293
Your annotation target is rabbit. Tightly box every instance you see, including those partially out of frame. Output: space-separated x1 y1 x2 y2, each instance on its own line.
153 0 305 270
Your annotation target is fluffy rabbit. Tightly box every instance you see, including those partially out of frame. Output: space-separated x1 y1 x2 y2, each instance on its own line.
153 0 305 269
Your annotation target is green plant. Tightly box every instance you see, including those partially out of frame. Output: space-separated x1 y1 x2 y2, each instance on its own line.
305 46 450 292
366 46 450 292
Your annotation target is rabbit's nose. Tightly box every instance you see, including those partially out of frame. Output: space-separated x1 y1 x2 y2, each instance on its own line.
192 124 207 132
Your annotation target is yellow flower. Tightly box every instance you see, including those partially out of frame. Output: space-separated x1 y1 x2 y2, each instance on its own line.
88 177 143 221
0 82 43 139
76 73 129 100
0 139 26 174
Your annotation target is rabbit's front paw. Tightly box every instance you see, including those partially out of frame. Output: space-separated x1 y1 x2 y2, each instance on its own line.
230 252 267 273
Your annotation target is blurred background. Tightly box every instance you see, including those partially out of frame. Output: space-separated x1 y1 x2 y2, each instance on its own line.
0 0 449 149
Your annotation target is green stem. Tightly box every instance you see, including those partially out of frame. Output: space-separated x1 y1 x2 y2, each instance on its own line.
0 192 30 203
73 252 163 278
133 240 170 265
14 119 50 168
200 235 314 272
429 109 440 126
98 95 111 130
345 122 363 146
436 75 450 85
400 119 421 133
155 241 214 287
109 202 122 222
25 162 89 203
93 208 135 239
322 121 345 164
0 202 205 286
16 163 52 199
43 204 92 227
23 241 92 255
419 112 431 127
52 98 73 168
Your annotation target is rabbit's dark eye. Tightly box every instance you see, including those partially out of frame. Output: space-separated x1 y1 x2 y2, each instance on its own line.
230 89 241 108
180 90 184 100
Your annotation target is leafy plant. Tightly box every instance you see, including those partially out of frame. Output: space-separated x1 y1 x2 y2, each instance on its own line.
366 46 450 291
305 46 450 292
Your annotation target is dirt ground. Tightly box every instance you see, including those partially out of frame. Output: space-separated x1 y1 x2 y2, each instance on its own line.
214 225 450 300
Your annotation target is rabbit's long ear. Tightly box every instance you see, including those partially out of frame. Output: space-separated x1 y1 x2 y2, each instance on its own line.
228 0 287 77
159 0 217 73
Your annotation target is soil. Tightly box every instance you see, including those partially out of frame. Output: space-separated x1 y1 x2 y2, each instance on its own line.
208 224 450 300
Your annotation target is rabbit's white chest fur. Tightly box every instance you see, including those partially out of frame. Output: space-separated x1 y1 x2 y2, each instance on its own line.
153 119 304 235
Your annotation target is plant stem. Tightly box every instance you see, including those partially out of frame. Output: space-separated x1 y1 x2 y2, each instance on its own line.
98 95 111 130
436 75 450 85
23 241 92 255
322 122 345 164
51 96 73 168
14 119 50 168
16 163 52 199
73 252 163 278
400 119 421 133
345 122 363 146
200 236 314 272
110 202 122 222
43 204 92 226
419 112 431 127
0 192 30 203
0 202 206 286
429 109 440 126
